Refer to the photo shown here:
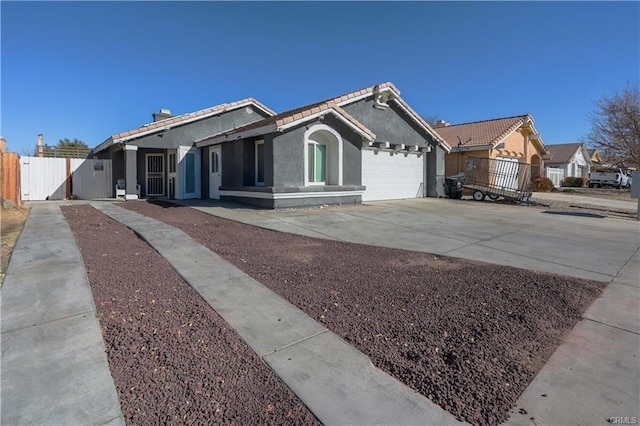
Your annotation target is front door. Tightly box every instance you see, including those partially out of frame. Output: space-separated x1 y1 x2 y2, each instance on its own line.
146 153 165 196
209 146 221 199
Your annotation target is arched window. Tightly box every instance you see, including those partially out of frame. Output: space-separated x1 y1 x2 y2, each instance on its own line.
304 124 343 186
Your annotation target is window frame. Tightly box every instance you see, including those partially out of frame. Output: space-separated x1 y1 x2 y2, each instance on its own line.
307 141 326 185
210 151 219 174
255 140 265 186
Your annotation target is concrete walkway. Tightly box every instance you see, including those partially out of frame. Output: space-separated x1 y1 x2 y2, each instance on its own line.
1 203 124 425
92 202 461 425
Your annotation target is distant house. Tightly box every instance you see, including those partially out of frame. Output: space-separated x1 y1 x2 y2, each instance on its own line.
588 148 603 165
434 115 549 178
544 142 592 187
92 82 452 208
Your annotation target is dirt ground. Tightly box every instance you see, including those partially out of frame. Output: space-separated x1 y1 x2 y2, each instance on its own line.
554 187 632 201
62 205 319 425
1 207 30 285
121 200 606 426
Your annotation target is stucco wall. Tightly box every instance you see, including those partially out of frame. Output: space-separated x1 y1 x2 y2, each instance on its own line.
445 150 491 176
271 117 362 188
342 99 435 147
445 128 547 177
129 108 270 150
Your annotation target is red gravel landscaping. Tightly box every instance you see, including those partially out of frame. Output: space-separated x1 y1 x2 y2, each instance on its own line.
62 205 319 425
119 200 607 425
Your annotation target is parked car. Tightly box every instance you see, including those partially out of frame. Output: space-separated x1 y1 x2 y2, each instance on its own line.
587 168 630 189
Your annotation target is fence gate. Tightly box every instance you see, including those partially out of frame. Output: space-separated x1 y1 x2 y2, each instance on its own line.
70 158 113 199
21 156 113 201
545 167 564 188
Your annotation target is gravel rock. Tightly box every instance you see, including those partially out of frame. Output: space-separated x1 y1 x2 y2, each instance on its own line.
121 200 606 426
62 205 319 425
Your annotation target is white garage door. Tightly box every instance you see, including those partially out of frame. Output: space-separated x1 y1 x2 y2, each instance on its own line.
362 149 424 201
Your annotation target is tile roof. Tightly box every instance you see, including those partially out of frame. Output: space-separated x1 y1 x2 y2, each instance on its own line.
433 115 534 150
196 100 376 143
111 98 276 142
546 143 584 163
196 82 450 151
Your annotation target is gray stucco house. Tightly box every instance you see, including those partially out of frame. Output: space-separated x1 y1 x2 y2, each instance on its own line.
196 82 451 208
91 99 276 200
92 82 451 208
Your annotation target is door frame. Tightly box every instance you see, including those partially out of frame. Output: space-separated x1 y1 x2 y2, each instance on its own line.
209 145 222 199
178 145 201 199
167 149 177 199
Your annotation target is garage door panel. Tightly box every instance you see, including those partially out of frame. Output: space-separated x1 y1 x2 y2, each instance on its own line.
362 150 424 201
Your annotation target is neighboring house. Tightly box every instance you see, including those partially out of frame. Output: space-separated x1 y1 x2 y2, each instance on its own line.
93 82 451 208
544 142 592 187
435 115 549 179
91 99 276 200
588 148 603 165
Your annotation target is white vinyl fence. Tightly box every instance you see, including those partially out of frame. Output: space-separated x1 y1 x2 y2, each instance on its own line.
545 167 564 188
21 156 113 201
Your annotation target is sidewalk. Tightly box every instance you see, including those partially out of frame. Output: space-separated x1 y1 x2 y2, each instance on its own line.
505 248 639 425
531 191 638 212
1 203 124 425
92 202 461 425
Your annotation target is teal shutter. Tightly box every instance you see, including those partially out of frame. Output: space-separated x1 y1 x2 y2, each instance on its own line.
185 153 195 193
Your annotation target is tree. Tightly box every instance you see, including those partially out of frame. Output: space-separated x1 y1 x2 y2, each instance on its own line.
56 138 89 150
584 82 640 168
42 138 90 158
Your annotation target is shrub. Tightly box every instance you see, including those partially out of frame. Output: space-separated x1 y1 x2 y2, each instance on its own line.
563 177 585 187
533 176 554 192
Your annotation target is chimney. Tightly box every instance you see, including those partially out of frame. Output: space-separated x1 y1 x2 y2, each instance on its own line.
0 136 6 153
152 108 174 122
433 120 450 128
37 134 44 157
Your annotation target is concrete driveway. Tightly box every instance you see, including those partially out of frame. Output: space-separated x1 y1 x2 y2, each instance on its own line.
182 196 639 424
184 197 639 283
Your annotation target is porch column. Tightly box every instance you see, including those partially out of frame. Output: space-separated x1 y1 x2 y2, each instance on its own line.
124 144 138 200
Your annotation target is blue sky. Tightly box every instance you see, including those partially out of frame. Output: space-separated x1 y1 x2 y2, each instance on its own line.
1 1 638 154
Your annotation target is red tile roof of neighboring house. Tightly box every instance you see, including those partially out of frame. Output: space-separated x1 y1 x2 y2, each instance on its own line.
546 143 584 163
434 115 530 149
433 114 548 155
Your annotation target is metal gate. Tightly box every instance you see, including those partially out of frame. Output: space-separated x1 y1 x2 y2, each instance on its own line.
146 154 165 196
546 167 564 188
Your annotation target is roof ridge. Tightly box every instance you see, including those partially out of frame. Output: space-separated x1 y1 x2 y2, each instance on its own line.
444 114 530 128
110 98 274 140
547 142 583 146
